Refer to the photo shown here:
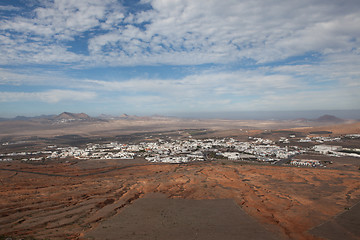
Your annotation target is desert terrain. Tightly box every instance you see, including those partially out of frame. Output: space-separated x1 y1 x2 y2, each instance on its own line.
0 115 359 240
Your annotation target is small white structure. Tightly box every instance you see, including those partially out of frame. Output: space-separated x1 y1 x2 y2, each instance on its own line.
222 152 241 160
291 159 320 167
314 145 342 154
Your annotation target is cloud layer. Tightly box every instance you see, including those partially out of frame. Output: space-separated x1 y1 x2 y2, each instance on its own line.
1 0 359 66
0 90 96 103
0 0 359 116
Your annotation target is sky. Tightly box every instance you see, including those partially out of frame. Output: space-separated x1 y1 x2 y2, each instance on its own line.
0 0 360 118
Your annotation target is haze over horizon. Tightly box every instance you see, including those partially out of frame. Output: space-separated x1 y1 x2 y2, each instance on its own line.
1 0 360 118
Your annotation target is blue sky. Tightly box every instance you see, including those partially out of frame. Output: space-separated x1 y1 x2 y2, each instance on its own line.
0 0 359 118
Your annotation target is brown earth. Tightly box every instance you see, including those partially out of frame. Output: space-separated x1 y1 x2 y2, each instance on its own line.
309 201 360 240
1 160 359 240
1 118 357 139
85 195 279 240
284 121 360 136
1 120 360 239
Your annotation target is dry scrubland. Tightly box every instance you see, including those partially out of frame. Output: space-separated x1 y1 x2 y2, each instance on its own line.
1 118 360 240
2 117 357 138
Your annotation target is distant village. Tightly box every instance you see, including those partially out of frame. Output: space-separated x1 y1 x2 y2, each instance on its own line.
1 133 359 167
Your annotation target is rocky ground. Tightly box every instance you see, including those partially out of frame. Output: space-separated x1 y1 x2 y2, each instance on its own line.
1 160 359 240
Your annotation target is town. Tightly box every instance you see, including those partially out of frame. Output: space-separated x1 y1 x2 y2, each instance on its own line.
1 134 359 167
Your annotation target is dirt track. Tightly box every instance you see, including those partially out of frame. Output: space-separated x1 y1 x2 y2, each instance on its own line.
1 161 359 240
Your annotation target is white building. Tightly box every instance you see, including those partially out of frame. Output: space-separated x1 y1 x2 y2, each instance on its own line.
314 145 342 154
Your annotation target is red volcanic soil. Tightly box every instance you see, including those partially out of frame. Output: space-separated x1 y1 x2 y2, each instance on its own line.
1 160 360 240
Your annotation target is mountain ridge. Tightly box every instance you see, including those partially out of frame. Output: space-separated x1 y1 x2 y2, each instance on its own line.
314 114 345 123
0 112 352 122
55 112 91 120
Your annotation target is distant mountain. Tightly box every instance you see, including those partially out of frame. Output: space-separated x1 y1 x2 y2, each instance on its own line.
13 114 56 120
0 112 92 122
117 113 153 120
13 116 32 121
55 112 91 120
97 113 144 120
293 118 309 122
315 114 344 123
97 114 115 119
37 114 57 119
0 115 54 121
150 114 174 120
293 114 346 123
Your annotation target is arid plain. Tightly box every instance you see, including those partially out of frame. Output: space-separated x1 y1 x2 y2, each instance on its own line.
1 115 359 240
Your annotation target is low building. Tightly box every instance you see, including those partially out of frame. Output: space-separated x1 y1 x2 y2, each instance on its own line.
314 145 342 154
290 159 321 167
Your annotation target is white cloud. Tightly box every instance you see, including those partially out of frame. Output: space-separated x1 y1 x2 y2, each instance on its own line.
0 5 21 11
85 0 360 65
243 88 359 111
1 0 122 40
1 57 359 111
1 0 359 66
0 68 83 87
0 0 124 65
80 65 359 112
0 90 96 103
0 0 359 114
0 64 358 111
272 51 360 87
